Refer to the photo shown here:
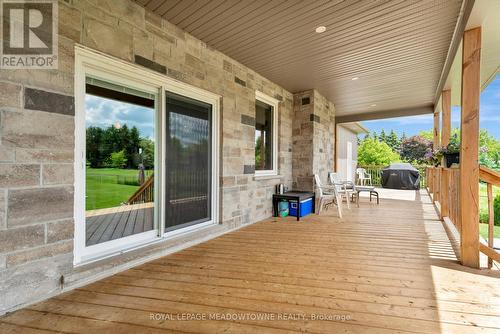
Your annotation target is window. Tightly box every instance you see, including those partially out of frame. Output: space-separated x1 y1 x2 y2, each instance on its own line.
74 47 220 264
255 91 278 175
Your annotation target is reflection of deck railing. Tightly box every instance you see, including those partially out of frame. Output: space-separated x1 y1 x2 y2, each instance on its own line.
127 174 154 204
426 166 500 268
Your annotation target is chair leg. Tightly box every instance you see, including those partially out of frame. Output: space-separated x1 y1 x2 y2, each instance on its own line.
336 195 343 219
345 194 350 209
317 198 323 214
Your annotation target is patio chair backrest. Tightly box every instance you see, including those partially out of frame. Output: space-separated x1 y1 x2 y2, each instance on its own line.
328 172 340 185
356 168 366 178
313 174 323 197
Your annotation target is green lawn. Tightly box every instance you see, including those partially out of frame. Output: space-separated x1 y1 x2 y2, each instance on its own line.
479 183 500 239
479 223 500 239
86 168 152 210
479 183 500 213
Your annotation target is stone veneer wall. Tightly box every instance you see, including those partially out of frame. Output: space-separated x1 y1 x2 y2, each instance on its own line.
292 90 335 191
0 0 294 314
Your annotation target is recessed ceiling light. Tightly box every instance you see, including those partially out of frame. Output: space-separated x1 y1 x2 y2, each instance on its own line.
370 104 377 107
315 26 326 33
351 77 359 81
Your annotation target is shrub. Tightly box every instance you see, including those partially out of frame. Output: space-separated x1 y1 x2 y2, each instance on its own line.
482 194 500 226
110 150 127 169
400 135 433 164
358 138 400 165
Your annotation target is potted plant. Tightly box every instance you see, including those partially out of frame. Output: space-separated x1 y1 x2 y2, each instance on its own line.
443 134 460 168
425 148 443 167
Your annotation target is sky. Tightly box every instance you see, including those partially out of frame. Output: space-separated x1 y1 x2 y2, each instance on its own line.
361 74 500 139
85 94 155 140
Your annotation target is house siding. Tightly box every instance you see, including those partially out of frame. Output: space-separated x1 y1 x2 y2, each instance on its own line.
0 0 334 314
337 125 360 182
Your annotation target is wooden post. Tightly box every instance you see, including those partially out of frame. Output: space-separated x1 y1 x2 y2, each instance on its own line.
433 111 440 149
460 27 481 268
487 183 494 268
441 90 452 147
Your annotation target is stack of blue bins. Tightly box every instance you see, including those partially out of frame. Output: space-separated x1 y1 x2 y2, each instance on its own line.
288 198 313 218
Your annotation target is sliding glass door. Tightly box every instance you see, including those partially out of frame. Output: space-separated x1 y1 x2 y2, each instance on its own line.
75 47 219 264
165 92 212 231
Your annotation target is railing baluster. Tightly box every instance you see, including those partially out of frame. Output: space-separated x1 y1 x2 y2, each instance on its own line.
487 183 494 269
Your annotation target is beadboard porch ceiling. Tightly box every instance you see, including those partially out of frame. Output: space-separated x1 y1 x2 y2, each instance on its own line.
136 0 464 120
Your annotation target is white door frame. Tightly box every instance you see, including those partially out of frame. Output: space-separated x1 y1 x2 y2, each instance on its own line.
74 46 220 265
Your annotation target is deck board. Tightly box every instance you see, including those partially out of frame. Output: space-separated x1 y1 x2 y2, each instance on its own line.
2 189 500 333
86 203 154 246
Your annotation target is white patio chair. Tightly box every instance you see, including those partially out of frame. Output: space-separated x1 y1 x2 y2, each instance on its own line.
328 172 353 209
313 174 342 218
356 168 372 186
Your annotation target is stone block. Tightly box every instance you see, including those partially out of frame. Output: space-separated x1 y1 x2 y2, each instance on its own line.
8 187 73 227
0 224 45 252
15 149 73 163
98 0 145 29
241 114 255 126
42 164 73 185
0 190 5 229
134 55 166 74
0 253 72 314
24 88 75 116
243 164 255 174
146 22 176 45
0 147 15 163
145 10 162 27
133 28 154 60
47 219 74 243
59 2 82 42
185 54 205 72
235 76 246 87
0 82 21 108
6 240 73 267
221 176 235 187
0 164 40 188
83 18 133 61
1 109 74 149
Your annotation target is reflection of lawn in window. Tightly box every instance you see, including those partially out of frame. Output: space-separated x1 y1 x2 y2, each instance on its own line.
85 168 152 210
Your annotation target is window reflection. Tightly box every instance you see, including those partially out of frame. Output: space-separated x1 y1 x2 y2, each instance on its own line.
85 78 156 246
255 100 274 171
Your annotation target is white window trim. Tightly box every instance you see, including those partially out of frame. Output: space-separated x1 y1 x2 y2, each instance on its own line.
255 91 279 176
74 46 220 265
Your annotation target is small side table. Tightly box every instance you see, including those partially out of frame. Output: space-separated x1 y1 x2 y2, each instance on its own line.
272 191 315 221
352 186 379 207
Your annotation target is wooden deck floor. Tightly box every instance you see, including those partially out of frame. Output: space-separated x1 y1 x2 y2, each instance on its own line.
2 189 500 333
86 203 154 246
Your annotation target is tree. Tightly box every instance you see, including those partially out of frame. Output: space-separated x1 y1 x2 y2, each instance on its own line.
386 130 401 151
418 130 433 142
379 129 387 143
358 138 400 165
139 138 155 169
86 126 105 168
400 135 433 164
110 150 127 168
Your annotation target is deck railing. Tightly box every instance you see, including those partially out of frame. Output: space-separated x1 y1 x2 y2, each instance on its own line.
426 166 500 268
358 165 427 188
127 174 154 205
